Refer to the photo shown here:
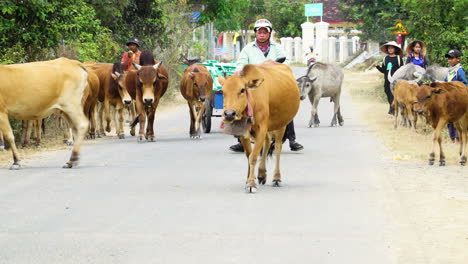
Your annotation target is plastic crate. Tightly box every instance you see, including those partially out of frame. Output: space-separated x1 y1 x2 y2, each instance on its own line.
214 92 224 109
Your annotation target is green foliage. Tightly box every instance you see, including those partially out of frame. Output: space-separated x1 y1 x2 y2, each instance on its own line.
340 0 467 66
265 0 308 38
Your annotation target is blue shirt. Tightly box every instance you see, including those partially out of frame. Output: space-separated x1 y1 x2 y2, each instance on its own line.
444 67 467 86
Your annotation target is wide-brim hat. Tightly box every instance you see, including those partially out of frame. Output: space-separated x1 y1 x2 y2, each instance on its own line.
380 41 402 55
406 40 426 56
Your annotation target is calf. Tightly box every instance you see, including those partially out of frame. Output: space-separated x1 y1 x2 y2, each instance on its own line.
393 80 419 129
415 81 468 166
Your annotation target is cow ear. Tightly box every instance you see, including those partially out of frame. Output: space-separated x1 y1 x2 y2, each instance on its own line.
158 73 168 80
247 78 264 89
433 88 443 94
242 64 264 89
218 75 225 85
189 72 195 78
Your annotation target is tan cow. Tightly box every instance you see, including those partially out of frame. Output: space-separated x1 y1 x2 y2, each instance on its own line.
180 64 213 138
0 58 89 169
393 80 419 129
415 81 468 166
219 61 300 193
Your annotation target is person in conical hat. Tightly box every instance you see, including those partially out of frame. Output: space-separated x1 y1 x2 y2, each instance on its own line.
380 41 402 55
375 41 404 115
405 40 428 69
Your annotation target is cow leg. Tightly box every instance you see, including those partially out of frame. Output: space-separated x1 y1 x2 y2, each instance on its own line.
0 131 4 151
335 95 344 126
129 101 136 136
21 120 33 148
135 98 147 143
61 106 89 168
429 120 446 166
104 98 112 133
116 104 125 139
257 133 272 185
0 113 21 169
34 119 42 148
88 104 97 139
187 101 196 137
60 115 73 146
455 121 467 165
393 100 399 129
194 101 205 139
272 128 286 187
145 106 156 142
96 102 105 137
244 127 267 193
331 96 340 127
308 95 320 127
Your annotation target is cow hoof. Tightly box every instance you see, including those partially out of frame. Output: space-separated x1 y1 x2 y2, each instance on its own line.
63 160 79 168
34 144 41 149
258 177 266 185
9 163 21 170
272 180 282 187
137 136 145 143
147 137 155 142
314 124 320 128
118 134 125 139
65 141 73 146
439 160 446 166
105 126 111 133
130 130 135 136
245 186 257 193
428 159 435 166
339 122 344 126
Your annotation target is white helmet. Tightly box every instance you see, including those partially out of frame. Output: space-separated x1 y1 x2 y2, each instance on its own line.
254 19 272 33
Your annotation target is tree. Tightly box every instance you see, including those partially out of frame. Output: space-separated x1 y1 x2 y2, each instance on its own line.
265 0 308 38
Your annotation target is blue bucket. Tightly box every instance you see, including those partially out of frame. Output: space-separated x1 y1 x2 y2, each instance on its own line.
214 93 224 109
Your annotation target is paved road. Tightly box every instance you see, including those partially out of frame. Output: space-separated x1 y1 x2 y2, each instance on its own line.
0 67 402 263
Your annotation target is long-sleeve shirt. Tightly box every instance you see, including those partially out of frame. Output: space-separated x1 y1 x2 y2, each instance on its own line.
444 65 467 86
376 55 404 82
235 41 289 72
121 50 141 71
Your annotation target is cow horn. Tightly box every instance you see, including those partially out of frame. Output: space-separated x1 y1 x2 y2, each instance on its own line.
132 63 142 71
114 72 121 78
309 76 318 83
153 61 163 71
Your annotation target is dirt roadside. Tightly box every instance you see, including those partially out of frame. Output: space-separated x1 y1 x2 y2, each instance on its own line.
346 69 468 263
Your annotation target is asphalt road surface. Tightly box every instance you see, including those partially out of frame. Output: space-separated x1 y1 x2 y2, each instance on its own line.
0 67 407 263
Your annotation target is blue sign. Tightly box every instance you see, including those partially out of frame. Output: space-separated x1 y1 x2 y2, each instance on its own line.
305 3 323 17
182 12 200 22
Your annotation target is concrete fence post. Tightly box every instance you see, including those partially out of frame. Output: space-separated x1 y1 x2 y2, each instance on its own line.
285 37 294 62
339 36 348 63
294 37 302 62
328 37 337 62
315 21 329 62
301 22 315 64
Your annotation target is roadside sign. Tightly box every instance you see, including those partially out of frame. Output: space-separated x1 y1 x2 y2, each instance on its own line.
214 47 228 56
181 12 200 23
305 3 323 17
392 21 408 35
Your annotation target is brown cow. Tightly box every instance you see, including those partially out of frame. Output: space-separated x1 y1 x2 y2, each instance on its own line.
180 64 213 138
82 66 100 138
0 58 89 169
127 50 169 142
415 81 468 166
393 80 419 129
219 61 300 193
86 62 132 139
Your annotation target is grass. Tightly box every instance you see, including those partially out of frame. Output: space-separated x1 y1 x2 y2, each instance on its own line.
347 69 462 165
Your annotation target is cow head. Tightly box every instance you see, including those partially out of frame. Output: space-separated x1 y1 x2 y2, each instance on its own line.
133 61 166 105
111 71 132 105
219 64 264 123
415 83 443 115
189 67 210 102
296 75 317 100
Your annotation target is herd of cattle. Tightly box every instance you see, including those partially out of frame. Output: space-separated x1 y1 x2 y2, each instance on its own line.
0 53 467 192
386 63 468 166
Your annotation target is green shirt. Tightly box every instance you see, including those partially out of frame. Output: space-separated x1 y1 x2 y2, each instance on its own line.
235 41 289 72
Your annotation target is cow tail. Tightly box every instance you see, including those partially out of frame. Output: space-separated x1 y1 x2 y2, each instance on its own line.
130 115 141 129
